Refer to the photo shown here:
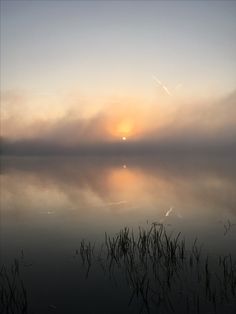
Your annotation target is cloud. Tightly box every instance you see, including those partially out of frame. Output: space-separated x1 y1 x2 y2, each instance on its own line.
1 89 236 155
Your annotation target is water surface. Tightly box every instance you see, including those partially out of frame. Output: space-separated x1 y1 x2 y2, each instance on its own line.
1 155 236 313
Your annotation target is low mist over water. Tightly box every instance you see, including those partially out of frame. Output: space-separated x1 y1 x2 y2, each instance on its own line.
1 154 236 233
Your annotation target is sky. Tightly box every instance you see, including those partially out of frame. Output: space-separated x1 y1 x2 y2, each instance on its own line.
1 0 236 153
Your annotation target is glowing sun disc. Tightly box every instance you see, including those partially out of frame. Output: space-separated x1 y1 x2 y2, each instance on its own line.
122 136 127 141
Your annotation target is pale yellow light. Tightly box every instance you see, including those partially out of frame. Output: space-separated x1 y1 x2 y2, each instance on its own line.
117 119 133 135
122 136 127 141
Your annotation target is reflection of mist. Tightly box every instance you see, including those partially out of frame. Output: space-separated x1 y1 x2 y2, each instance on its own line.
1 155 236 220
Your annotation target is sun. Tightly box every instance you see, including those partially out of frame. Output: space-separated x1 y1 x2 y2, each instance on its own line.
122 136 127 141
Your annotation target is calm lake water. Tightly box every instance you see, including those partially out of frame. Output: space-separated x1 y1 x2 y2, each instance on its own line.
1 155 236 313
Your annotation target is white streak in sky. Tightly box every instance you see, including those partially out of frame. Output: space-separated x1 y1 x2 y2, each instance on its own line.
153 75 172 96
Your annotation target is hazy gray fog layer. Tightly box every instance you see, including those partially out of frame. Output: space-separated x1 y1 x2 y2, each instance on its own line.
1 90 236 155
1 138 236 156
